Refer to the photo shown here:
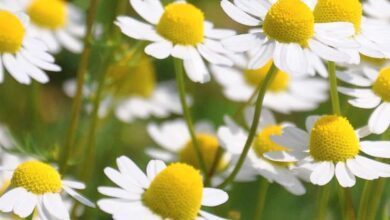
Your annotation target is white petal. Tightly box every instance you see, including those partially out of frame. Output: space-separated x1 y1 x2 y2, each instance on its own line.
62 186 95 208
0 187 25 212
335 162 356 187
201 188 229 207
55 29 83 53
183 48 210 83
146 160 166 180
116 156 150 188
222 33 262 52
346 158 379 180
248 41 275 69
171 45 192 59
360 141 390 158
310 162 335 186
14 190 37 218
98 186 142 200
271 127 309 150
43 193 70 220
348 97 382 109
309 39 349 63
2 54 31 84
355 156 390 177
306 115 320 132
130 0 164 24
62 180 86 189
20 49 61 72
285 43 307 75
264 151 307 162
197 44 233 66
369 103 390 134
145 41 173 59
115 16 162 41
220 0 261 26
337 71 373 87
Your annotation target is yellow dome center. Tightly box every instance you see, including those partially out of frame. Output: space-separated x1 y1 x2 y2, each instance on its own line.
27 0 67 29
314 0 362 33
11 160 62 194
106 53 156 98
244 61 290 92
179 134 227 174
372 67 390 102
253 125 288 157
156 3 204 45
143 163 203 220
309 115 360 162
0 10 25 53
263 0 314 46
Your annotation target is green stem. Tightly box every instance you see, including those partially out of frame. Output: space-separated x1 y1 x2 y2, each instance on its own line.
253 180 270 220
315 184 331 220
218 64 278 188
367 178 386 220
59 0 100 174
207 146 223 179
327 61 341 116
174 58 209 184
344 188 356 220
357 181 372 220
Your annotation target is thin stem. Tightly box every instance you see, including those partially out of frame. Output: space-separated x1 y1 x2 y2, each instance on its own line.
327 61 341 115
207 146 223 179
315 184 331 220
367 178 385 220
218 64 278 188
344 188 356 220
253 180 270 220
174 58 209 184
357 181 372 220
59 0 100 173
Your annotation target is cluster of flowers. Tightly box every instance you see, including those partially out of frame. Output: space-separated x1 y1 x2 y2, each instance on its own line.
0 0 390 219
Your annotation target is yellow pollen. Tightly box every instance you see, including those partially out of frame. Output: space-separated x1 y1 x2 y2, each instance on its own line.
27 0 67 29
106 52 156 98
11 160 62 194
372 67 390 102
263 0 314 46
179 134 227 174
309 115 360 162
143 163 203 220
244 60 290 92
157 3 204 45
0 10 25 53
314 0 362 33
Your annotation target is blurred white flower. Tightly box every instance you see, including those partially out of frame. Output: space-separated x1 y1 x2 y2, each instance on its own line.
115 0 235 83
0 160 94 219
98 156 229 220
218 108 306 195
13 0 85 53
364 0 390 21
267 115 390 187
221 0 358 77
0 8 61 84
211 58 328 114
337 66 390 134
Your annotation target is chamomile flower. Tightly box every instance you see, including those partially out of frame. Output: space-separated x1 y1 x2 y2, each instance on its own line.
98 156 229 220
217 108 306 195
115 0 235 83
0 8 61 84
14 0 85 53
364 0 390 21
267 115 390 187
313 0 390 61
337 66 390 134
0 160 95 219
211 59 328 113
221 0 357 76
63 53 184 123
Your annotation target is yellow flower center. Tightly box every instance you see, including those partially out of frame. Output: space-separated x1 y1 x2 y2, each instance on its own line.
106 53 156 98
263 0 314 46
314 0 362 33
309 115 360 162
372 67 390 102
244 61 290 92
11 160 62 194
156 3 204 45
27 0 67 29
143 163 203 220
0 10 25 53
179 134 227 174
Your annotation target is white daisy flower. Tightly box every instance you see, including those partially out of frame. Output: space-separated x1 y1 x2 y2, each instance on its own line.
146 119 256 184
211 58 328 114
266 115 390 187
217 108 306 195
312 0 390 61
0 160 95 219
115 0 235 83
0 8 61 84
63 54 184 123
364 0 390 21
337 66 390 134
98 156 229 220
220 0 358 76
13 0 85 53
